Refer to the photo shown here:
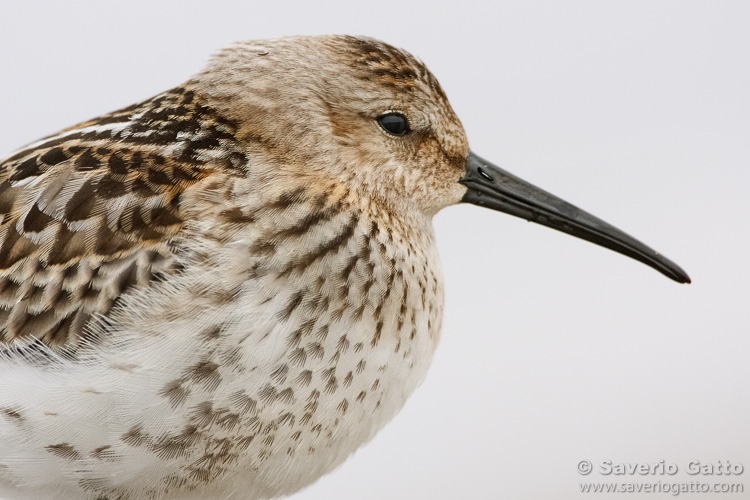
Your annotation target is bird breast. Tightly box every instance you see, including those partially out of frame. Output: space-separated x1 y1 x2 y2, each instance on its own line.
0 178 446 500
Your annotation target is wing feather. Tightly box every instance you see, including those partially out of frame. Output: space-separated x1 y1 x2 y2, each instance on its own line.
0 86 246 349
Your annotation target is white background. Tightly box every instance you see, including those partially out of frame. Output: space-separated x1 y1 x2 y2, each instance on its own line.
1 1 748 499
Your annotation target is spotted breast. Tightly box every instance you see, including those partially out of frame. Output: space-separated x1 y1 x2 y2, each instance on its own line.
0 35 455 500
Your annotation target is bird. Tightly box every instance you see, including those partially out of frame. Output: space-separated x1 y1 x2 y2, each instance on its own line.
0 35 689 500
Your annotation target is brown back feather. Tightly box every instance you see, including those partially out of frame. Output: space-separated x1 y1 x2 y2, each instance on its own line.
0 86 246 349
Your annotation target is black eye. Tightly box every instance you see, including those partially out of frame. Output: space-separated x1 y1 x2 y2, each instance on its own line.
377 112 410 136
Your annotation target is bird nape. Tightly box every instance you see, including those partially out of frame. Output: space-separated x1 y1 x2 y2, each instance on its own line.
0 35 688 500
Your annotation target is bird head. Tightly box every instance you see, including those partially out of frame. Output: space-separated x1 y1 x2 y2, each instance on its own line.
192 35 468 216
193 35 689 284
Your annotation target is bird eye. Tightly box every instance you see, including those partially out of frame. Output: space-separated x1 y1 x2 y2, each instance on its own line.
377 112 410 136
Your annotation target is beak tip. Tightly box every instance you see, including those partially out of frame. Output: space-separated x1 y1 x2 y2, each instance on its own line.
663 259 691 284
677 272 692 285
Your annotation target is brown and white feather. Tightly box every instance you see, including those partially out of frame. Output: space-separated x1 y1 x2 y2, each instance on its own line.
0 86 247 348
0 35 470 500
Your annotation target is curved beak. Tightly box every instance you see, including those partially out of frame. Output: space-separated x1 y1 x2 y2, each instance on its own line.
459 152 690 284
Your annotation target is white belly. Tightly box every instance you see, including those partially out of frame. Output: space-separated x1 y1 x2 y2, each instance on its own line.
0 218 444 500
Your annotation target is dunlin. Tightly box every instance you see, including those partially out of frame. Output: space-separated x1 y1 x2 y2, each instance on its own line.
0 35 689 500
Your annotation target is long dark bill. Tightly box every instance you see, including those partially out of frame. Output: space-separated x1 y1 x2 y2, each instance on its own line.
459 152 690 284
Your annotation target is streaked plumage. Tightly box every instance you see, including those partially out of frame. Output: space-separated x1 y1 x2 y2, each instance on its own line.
0 34 689 500
0 86 246 350
0 36 465 500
